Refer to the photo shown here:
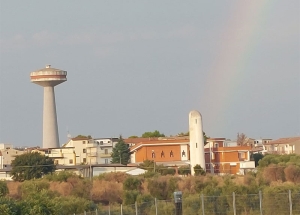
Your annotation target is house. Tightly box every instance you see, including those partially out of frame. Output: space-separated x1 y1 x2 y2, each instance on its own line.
129 138 190 165
0 143 25 169
30 137 118 166
205 138 255 175
263 137 300 154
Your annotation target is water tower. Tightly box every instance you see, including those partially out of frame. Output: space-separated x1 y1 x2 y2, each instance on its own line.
30 65 67 148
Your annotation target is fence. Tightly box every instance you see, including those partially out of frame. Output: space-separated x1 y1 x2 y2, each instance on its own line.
74 190 300 215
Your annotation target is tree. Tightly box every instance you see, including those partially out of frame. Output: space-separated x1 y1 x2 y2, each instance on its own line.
251 153 264 167
237 133 250 146
142 130 165 138
194 164 206 176
139 160 155 172
10 152 55 182
111 136 131 165
177 131 189 136
128 135 138 138
74 135 92 139
177 131 209 145
203 132 209 145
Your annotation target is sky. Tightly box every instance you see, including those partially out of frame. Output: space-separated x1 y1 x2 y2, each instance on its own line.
0 1 299 147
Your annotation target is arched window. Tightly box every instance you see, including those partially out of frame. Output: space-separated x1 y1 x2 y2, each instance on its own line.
151 150 155 158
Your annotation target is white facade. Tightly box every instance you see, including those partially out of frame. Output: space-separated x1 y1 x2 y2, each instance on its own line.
0 148 24 169
189 110 205 175
62 138 116 165
44 148 76 165
0 143 13 150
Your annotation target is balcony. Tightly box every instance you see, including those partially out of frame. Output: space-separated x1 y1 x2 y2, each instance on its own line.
87 152 97 157
99 153 111 158
47 153 64 158
240 161 255 169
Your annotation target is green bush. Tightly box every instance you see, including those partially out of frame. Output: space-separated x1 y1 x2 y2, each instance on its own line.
123 176 142 191
44 171 76 182
123 190 139 205
0 181 9 197
194 164 206 176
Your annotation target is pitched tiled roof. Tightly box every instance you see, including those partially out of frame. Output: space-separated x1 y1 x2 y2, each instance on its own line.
264 137 300 145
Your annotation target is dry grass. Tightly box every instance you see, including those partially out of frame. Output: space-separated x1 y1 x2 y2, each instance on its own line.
49 181 73 196
6 181 21 198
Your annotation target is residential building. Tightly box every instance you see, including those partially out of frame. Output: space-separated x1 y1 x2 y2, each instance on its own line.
264 137 300 154
94 137 118 164
129 139 190 165
0 144 25 169
125 137 159 147
205 138 255 175
28 137 117 166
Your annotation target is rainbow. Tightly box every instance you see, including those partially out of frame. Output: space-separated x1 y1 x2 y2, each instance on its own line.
200 0 271 125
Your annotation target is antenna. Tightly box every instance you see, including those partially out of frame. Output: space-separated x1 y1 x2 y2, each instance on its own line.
67 126 72 140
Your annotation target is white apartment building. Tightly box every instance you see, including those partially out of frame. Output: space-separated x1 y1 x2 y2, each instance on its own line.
30 137 118 166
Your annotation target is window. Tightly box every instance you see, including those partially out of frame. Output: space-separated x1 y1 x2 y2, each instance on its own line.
151 150 155 158
170 150 174 157
105 159 108 164
105 149 108 154
182 150 186 157
239 152 245 159
214 143 218 148
83 141 86 144
69 159 73 164
195 119 197 124
83 158 86 163
83 149 86 153
161 151 165 158
196 143 197 148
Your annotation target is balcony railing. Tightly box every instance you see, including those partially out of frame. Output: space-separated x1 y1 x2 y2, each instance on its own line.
87 152 97 157
47 153 64 158
99 153 111 158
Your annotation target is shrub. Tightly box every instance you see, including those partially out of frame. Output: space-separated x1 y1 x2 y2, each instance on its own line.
44 171 76 182
0 181 9 197
19 180 50 198
91 180 122 204
123 190 139 205
284 164 300 183
123 177 142 191
178 165 191 176
97 172 128 183
194 165 206 176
